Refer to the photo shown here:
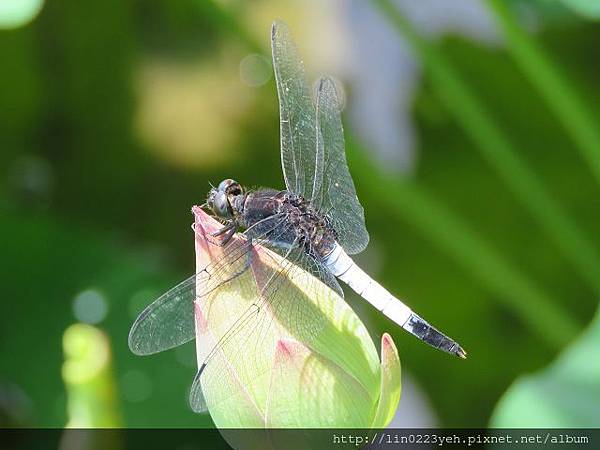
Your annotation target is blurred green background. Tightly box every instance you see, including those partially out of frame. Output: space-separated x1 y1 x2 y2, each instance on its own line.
1 0 599 429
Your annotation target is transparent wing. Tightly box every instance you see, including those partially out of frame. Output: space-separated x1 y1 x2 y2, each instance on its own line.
128 274 197 356
255 232 343 299
271 20 320 200
189 243 334 413
278 246 343 299
314 78 369 254
128 239 253 355
128 215 287 356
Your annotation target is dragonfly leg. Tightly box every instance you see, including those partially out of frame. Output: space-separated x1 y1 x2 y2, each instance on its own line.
207 222 237 246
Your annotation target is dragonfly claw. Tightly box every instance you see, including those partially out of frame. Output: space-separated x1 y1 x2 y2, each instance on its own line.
454 345 468 359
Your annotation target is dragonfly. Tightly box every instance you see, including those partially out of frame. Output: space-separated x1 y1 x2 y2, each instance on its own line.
129 20 466 414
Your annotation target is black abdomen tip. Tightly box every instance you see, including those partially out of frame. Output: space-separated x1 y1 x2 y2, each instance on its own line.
403 313 467 359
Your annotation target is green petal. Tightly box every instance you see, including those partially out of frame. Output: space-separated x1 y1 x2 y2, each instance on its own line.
371 333 402 428
266 338 374 428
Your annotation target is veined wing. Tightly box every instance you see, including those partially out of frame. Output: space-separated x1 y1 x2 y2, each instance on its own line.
314 78 369 254
271 21 368 254
128 240 253 356
189 235 334 414
271 20 320 201
128 214 287 356
253 228 344 299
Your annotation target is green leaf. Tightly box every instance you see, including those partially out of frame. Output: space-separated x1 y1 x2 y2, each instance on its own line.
557 0 600 19
491 308 600 427
371 333 402 428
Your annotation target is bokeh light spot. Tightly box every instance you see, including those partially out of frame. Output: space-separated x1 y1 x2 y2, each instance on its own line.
174 341 197 368
8 155 54 210
72 289 108 325
239 54 271 87
0 0 44 29
135 55 254 169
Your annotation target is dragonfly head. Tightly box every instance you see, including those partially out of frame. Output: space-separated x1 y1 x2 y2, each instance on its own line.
207 179 244 219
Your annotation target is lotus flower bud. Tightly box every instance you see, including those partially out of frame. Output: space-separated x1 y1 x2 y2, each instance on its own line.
192 206 401 434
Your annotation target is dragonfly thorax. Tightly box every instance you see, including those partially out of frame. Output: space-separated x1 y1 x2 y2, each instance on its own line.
283 194 337 257
240 190 338 259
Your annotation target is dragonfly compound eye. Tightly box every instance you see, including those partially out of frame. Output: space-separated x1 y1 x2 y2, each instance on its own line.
212 190 232 218
218 178 236 191
227 183 242 197
206 186 231 218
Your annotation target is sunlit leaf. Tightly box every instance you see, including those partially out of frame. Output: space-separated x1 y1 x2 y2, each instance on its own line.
557 0 600 19
490 308 600 427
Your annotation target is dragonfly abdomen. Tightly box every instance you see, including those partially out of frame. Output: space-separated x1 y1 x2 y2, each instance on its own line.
323 244 466 359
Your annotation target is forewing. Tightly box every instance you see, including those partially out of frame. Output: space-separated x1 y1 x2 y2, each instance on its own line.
271 20 321 200
315 77 369 254
128 237 254 356
128 274 197 355
128 213 290 356
273 246 343 299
